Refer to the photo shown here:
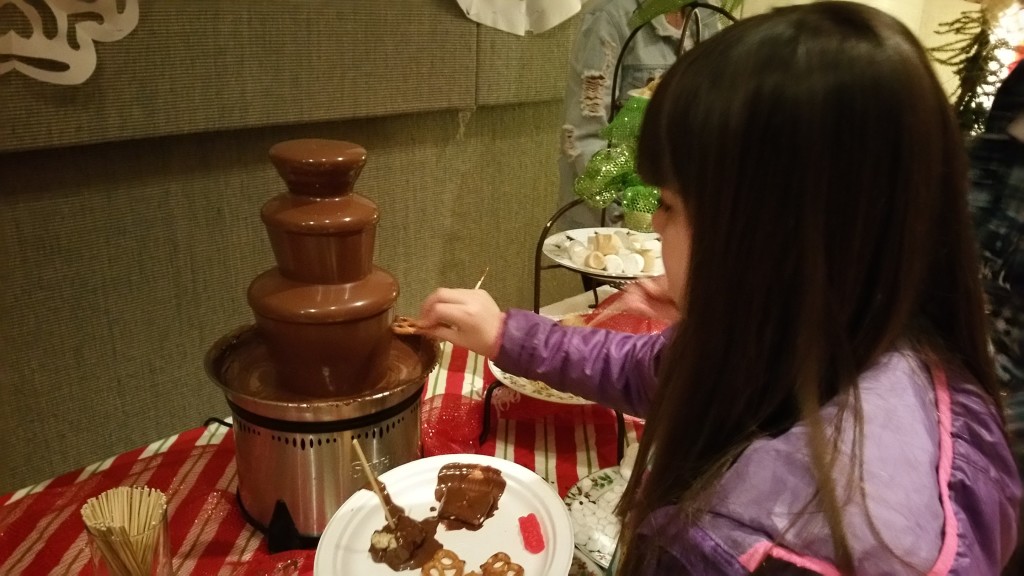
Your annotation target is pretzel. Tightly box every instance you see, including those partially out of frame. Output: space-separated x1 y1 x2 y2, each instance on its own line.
421 549 465 576
421 550 523 576
478 552 524 576
392 316 422 335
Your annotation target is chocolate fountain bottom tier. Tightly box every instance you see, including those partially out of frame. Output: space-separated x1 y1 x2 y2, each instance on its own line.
246 265 400 398
205 324 439 421
205 325 440 539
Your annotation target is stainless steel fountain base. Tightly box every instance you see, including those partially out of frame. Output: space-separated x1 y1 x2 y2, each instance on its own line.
230 393 420 538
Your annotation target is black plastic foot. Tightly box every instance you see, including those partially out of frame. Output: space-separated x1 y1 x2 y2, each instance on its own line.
236 493 319 552
479 381 507 446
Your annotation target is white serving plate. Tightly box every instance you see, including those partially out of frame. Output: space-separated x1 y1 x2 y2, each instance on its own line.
488 360 592 406
542 227 662 281
314 454 574 575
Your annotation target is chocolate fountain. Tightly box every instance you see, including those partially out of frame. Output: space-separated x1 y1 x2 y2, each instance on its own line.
205 139 438 550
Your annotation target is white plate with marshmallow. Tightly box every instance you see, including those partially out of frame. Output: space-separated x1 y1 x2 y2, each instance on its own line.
542 228 664 281
562 443 638 569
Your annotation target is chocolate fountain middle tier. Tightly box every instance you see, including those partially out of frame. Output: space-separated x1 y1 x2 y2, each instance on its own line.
261 192 379 285
247 266 398 398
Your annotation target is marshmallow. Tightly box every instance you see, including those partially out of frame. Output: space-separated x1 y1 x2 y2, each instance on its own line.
569 242 588 266
622 253 645 275
594 233 623 255
584 251 606 270
641 239 662 255
603 254 624 274
640 249 658 273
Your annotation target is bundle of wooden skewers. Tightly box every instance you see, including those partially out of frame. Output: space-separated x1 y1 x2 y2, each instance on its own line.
80 486 169 576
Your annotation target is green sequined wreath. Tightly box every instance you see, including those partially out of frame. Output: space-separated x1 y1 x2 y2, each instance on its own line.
574 95 660 231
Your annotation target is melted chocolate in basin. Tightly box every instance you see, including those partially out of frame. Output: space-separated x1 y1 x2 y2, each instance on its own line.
207 326 437 422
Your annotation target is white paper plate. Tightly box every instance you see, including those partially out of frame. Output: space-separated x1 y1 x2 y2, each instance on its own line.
488 360 592 406
564 467 627 569
542 227 662 281
314 454 574 576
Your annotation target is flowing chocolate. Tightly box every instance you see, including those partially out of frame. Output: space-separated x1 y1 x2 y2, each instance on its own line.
248 139 400 398
434 463 506 531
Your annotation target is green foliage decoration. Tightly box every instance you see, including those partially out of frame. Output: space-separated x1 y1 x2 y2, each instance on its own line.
930 8 1010 136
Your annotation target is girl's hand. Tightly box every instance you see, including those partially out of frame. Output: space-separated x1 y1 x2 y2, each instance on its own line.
418 288 505 358
618 275 680 322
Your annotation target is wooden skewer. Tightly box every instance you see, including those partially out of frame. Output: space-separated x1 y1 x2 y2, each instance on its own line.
351 439 395 527
473 266 490 290
81 486 167 576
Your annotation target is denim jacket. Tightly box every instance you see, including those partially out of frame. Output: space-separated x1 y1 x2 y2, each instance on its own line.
557 0 723 230
969 65 1024 466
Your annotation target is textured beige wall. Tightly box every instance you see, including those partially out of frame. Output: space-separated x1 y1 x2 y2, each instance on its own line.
0 0 587 493
0 0 477 154
0 104 582 494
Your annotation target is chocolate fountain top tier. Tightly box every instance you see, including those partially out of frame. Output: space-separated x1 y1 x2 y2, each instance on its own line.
269 139 366 198
260 139 382 285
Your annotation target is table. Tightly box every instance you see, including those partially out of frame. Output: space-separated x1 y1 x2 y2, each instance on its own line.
0 296 648 575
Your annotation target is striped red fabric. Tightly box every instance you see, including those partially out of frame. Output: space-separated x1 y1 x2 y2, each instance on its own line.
0 344 644 575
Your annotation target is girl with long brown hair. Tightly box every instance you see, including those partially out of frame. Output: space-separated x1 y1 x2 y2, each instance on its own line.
418 2 1021 573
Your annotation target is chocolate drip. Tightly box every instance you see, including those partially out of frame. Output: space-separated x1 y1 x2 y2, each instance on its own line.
365 463 508 571
367 481 442 571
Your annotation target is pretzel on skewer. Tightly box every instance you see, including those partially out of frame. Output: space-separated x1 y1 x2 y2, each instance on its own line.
398 269 487 338
351 439 395 527
392 316 422 335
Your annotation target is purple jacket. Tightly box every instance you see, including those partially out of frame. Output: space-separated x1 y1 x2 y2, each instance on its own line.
494 310 1022 575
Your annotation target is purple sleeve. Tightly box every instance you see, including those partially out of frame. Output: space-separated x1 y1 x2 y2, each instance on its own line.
947 382 1023 574
492 308 671 418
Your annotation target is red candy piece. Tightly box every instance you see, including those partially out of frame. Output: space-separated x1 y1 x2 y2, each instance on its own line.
518 513 545 554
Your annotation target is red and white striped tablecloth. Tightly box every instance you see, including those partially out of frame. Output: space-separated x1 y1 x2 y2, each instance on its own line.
0 343 644 575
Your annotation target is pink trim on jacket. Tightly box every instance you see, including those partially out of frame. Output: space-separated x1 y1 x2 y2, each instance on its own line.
737 363 958 575
738 540 841 574
925 363 958 576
